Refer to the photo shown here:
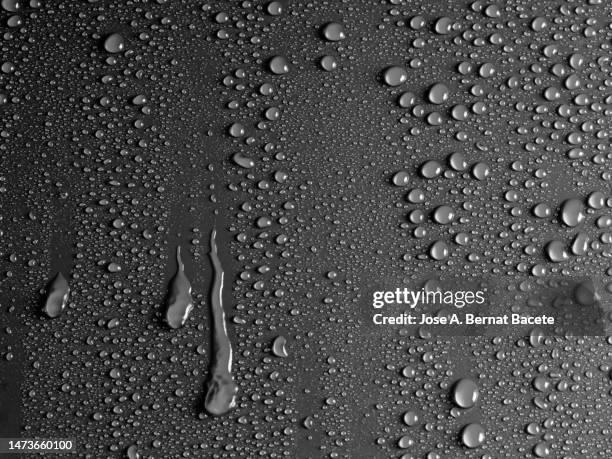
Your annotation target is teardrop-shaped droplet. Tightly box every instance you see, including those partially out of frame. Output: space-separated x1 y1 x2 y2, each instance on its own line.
397 435 414 449
570 232 588 256
43 272 70 318
232 152 255 169
165 246 194 329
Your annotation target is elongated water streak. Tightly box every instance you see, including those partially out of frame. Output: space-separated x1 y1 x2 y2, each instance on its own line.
204 228 238 415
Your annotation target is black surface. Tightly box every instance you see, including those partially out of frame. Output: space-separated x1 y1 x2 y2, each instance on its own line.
2 1 612 458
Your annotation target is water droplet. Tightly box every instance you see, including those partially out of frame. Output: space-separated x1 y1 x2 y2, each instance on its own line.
461 423 485 448
403 410 419 426
452 378 479 408
434 17 452 35
103 33 125 53
560 198 585 227
432 206 455 225
107 262 121 273
43 273 70 319
383 66 408 87
320 55 338 72
126 445 140 459
165 246 194 329
392 171 410 187
272 336 288 358
471 162 490 180
533 442 550 457
429 241 449 261
321 22 346 42
545 240 568 263
232 152 255 168
269 56 290 75
420 160 442 179
427 83 449 105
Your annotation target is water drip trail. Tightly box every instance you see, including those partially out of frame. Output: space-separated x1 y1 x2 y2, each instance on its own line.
204 227 238 415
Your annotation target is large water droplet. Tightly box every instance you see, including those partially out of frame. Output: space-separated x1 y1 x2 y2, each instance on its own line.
43 272 70 318
427 83 450 104
560 198 585 227
269 56 290 75
545 240 568 263
321 22 346 41
383 66 407 86
452 378 479 408
103 33 125 53
461 423 485 448
164 246 194 329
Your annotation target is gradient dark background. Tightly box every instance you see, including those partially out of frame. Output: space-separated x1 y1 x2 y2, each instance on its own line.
1 0 612 458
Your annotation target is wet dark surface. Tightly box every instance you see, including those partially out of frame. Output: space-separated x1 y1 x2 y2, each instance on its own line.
1 1 612 458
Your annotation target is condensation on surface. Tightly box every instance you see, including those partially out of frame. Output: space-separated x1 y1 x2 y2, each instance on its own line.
1 1 612 458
